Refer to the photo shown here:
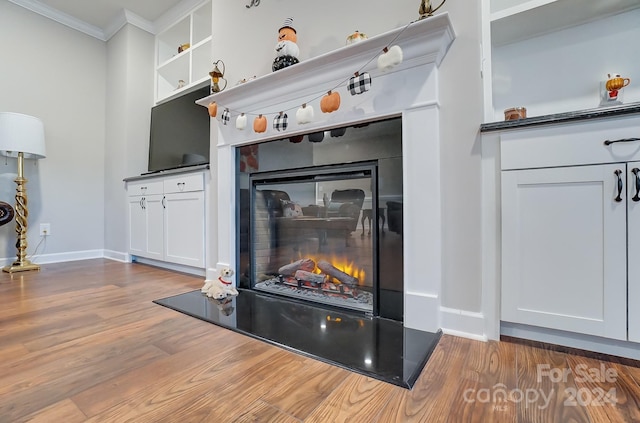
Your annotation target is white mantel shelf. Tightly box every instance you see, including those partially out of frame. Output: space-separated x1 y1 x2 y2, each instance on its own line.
196 13 455 117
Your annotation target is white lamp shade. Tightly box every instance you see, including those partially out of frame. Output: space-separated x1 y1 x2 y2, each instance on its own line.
0 112 46 159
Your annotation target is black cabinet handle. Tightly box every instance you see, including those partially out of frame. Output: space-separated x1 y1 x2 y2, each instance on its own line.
162 196 166 209
614 169 623 202
632 168 640 202
604 137 640 146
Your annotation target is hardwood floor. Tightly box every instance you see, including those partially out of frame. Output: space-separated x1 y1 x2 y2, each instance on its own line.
1 259 639 422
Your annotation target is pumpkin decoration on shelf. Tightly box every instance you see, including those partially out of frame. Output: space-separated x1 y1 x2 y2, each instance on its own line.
320 91 340 113
253 114 267 133
236 113 247 130
273 18 300 72
296 103 314 124
347 72 372 96
208 102 218 118
273 112 288 131
377 45 403 72
346 30 368 45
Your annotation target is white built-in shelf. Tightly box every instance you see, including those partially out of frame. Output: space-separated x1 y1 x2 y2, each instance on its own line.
155 0 212 103
491 0 640 46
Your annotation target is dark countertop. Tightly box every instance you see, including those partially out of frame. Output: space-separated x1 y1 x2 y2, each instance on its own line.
123 164 209 182
480 102 640 133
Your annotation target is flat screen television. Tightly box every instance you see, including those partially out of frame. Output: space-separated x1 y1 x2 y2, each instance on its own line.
147 85 210 173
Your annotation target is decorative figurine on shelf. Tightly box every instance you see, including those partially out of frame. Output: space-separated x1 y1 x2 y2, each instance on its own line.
272 17 299 72
209 60 227 93
419 0 447 19
604 73 631 104
346 30 368 45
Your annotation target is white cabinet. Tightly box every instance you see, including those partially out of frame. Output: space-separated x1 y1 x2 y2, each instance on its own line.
501 164 627 340
162 174 205 267
500 116 640 342
126 172 206 268
628 161 640 342
155 0 212 103
127 180 164 261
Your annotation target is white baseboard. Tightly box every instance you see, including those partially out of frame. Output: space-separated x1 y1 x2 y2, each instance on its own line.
0 249 106 267
501 322 640 361
103 249 129 263
440 306 487 341
132 256 206 277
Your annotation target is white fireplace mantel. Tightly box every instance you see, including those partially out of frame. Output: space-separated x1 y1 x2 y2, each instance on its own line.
197 13 455 145
198 13 456 334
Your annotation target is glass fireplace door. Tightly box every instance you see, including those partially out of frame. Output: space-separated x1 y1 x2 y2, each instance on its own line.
249 163 377 313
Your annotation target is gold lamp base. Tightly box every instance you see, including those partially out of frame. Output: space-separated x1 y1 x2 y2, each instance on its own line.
3 152 41 274
3 259 40 273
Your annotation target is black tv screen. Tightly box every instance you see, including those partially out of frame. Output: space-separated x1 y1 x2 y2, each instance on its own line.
148 86 210 172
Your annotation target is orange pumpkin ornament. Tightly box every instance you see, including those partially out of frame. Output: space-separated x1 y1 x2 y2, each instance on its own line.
253 114 267 133
208 102 218 117
320 90 341 113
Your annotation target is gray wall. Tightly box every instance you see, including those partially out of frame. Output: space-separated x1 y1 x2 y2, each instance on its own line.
0 1 107 260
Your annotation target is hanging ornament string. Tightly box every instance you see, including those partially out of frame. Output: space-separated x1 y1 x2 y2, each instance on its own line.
210 19 417 121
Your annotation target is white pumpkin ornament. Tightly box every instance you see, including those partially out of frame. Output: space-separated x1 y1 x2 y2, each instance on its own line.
296 103 314 124
236 113 247 130
377 45 403 72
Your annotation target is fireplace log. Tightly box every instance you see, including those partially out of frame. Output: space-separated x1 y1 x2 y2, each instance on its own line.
294 270 326 285
317 260 358 286
279 259 316 276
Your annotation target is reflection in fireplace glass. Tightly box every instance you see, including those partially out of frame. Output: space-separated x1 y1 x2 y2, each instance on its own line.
251 165 375 313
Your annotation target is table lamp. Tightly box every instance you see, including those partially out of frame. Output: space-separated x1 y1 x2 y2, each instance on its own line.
0 112 46 273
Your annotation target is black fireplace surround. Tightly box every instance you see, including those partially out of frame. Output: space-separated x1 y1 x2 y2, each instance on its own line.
236 117 404 321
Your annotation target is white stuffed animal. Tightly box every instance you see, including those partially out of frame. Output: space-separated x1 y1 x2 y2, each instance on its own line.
201 268 238 299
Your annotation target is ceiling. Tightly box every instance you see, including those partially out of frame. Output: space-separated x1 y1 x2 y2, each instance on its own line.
10 0 198 41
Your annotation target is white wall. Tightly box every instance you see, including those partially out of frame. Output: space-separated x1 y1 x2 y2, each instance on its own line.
212 0 485 313
0 1 107 262
104 25 154 257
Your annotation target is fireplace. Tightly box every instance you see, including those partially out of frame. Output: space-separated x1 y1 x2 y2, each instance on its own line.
236 118 403 318
197 14 455 333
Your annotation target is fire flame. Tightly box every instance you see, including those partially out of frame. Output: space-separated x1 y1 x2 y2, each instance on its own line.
297 253 366 286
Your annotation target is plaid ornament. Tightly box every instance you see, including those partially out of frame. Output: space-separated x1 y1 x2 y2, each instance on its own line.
221 109 230 125
347 72 372 95
273 112 288 131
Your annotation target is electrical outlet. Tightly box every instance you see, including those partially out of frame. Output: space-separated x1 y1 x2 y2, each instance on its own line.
40 223 51 236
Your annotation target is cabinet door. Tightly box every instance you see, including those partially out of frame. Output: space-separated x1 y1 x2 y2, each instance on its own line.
501 164 627 340
144 195 165 261
628 162 640 343
163 191 205 267
128 196 147 256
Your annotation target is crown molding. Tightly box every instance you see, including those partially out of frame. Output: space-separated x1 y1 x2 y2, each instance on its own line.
8 0 107 41
9 0 208 42
153 0 208 34
104 9 154 41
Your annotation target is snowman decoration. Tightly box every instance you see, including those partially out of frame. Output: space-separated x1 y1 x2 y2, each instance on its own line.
272 17 299 72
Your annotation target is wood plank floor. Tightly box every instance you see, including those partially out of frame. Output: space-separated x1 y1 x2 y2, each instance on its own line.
1 259 639 422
